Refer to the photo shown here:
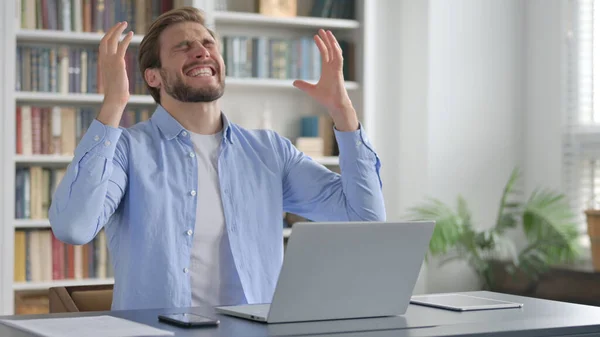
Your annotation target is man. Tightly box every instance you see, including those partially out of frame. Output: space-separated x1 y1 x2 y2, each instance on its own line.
49 6 385 311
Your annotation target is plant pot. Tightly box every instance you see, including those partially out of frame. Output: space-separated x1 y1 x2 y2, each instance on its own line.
584 209 600 270
487 260 536 295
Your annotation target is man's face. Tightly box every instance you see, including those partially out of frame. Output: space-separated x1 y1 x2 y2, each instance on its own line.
157 21 225 102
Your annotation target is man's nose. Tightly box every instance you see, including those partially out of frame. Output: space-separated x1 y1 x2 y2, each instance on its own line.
191 40 210 59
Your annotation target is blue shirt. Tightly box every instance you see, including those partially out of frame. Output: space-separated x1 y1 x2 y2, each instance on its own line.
49 105 386 311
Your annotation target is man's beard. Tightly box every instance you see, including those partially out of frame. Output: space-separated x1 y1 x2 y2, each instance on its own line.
160 68 224 102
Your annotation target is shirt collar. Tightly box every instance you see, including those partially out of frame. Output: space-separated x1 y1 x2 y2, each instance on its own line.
151 105 234 144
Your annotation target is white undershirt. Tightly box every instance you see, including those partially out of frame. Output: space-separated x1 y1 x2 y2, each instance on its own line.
189 130 246 307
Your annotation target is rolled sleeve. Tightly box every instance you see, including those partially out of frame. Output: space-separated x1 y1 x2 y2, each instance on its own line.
334 123 382 188
334 124 379 161
75 119 123 160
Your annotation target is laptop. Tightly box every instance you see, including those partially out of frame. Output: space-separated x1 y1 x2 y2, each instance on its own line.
215 220 435 323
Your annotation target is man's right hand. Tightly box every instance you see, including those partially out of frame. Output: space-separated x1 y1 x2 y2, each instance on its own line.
97 22 134 128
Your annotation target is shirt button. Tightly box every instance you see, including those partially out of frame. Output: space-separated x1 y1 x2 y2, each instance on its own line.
104 140 111 146
190 190 196 196
189 152 195 158
356 140 362 146
186 229 193 236
181 131 188 137
94 135 100 141
183 268 189 273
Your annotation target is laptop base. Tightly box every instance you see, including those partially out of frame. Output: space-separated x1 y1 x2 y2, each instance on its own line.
216 304 270 322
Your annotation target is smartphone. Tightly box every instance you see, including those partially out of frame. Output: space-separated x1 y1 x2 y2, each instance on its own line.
158 313 220 327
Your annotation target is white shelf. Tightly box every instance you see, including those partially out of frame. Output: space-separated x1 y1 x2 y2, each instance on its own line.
14 219 50 229
283 228 292 239
213 11 360 30
14 79 358 105
13 278 114 291
14 92 156 105
15 155 73 165
312 156 340 166
226 78 359 90
16 29 144 45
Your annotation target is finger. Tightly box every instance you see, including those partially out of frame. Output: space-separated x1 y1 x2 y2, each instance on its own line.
318 29 334 63
107 22 128 54
326 30 343 61
100 22 125 54
117 31 134 58
314 34 329 63
293 80 316 93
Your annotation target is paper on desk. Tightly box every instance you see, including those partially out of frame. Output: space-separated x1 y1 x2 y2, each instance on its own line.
0 315 174 337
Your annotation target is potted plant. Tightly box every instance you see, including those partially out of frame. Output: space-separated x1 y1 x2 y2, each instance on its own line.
407 167 582 291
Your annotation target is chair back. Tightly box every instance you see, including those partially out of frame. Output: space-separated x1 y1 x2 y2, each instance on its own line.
48 284 113 313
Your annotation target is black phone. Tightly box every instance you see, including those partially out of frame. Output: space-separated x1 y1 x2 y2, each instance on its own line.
158 313 220 328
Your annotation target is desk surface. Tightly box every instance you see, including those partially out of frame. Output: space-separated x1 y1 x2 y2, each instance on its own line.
2 291 600 337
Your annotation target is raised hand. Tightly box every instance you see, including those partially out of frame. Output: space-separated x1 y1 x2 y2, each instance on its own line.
97 22 134 127
293 29 358 132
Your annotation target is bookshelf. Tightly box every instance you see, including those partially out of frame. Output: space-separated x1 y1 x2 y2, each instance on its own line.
16 29 146 45
14 92 157 105
212 10 360 29
14 219 51 229
13 278 115 292
0 0 374 315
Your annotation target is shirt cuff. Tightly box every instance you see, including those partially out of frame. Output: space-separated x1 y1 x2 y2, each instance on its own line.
75 119 123 160
334 123 378 160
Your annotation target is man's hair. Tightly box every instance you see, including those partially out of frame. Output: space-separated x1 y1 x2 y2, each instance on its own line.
138 6 217 104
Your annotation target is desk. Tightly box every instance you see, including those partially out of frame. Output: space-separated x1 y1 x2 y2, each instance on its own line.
2 291 600 337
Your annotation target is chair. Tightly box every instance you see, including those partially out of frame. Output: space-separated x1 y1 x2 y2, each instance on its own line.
48 284 113 313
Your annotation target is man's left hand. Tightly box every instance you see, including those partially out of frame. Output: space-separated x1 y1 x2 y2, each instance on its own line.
293 29 359 132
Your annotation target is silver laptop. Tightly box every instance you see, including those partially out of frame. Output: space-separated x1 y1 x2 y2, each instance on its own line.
215 221 435 323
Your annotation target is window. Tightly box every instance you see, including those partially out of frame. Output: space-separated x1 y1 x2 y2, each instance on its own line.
564 0 600 247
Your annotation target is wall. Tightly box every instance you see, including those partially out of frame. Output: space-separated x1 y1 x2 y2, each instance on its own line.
425 0 525 292
523 0 565 194
368 0 430 294
0 0 5 314
518 0 568 254
370 0 526 293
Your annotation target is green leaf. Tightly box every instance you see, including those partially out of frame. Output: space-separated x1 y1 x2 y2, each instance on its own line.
495 167 523 233
478 233 519 265
522 188 581 264
457 195 472 228
407 165 583 287
496 213 518 232
518 247 550 278
406 197 465 257
503 202 522 209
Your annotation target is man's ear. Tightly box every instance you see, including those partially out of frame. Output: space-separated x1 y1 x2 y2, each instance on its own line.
145 68 161 89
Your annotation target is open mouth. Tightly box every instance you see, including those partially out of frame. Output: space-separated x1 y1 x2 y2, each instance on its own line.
185 65 216 77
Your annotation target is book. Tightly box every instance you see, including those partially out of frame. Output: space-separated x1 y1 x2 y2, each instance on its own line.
16 45 147 96
15 105 153 156
20 0 181 34
13 229 111 283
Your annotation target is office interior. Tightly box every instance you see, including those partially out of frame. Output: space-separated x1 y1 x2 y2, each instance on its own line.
0 0 599 322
